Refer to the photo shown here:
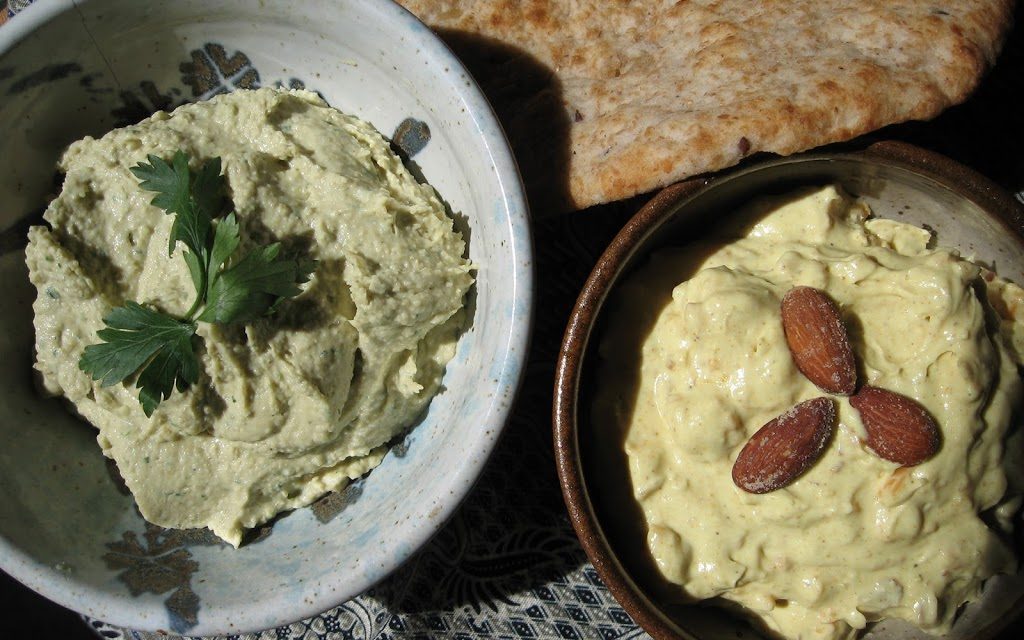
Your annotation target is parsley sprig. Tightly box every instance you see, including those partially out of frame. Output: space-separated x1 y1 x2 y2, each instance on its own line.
79 150 315 416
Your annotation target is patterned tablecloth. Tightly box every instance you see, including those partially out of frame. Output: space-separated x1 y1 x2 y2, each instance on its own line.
3 1 1024 639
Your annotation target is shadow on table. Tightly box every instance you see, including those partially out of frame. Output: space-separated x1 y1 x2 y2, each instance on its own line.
371 28 586 616
370 29 607 615
432 27 574 217
375 197 642 617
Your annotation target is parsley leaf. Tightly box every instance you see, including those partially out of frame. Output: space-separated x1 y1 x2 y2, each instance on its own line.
190 156 226 223
200 243 316 324
79 302 199 417
79 150 314 415
130 151 217 260
131 150 228 318
208 212 241 282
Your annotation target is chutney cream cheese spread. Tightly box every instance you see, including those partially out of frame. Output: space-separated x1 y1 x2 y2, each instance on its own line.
594 186 1024 639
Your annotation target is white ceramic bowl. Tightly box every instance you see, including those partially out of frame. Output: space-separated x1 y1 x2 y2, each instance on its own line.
0 0 532 634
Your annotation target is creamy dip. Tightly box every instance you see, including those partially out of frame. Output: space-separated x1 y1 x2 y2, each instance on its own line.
594 186 1024 639
26 88 474 546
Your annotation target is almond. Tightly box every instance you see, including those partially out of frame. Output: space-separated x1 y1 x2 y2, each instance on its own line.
781 286 857 395
850 386 940 466
732 397 836 494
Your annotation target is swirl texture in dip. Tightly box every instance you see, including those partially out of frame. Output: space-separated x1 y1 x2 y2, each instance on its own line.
25 88 474 546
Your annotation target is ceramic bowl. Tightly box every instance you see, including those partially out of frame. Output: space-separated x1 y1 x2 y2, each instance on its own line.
0 0 531 634
554 141 1024 640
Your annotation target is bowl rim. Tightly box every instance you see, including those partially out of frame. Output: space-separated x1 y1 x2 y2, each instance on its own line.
0 0 534 634
552 140 1024 640
0 0 74 57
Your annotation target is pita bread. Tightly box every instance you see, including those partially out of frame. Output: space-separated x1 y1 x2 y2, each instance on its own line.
398 0 1014 213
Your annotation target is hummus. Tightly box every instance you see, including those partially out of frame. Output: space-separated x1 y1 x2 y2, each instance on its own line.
594 186 1024 639
25 88 474 546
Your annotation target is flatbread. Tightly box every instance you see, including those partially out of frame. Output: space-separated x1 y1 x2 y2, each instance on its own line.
397 0 1014 213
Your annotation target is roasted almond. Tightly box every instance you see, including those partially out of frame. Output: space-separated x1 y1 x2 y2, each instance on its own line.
781 286 857 395
732 397 836 494
850 386 940 466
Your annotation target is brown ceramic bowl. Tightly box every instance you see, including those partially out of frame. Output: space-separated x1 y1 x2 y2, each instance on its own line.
553 141 1024 640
